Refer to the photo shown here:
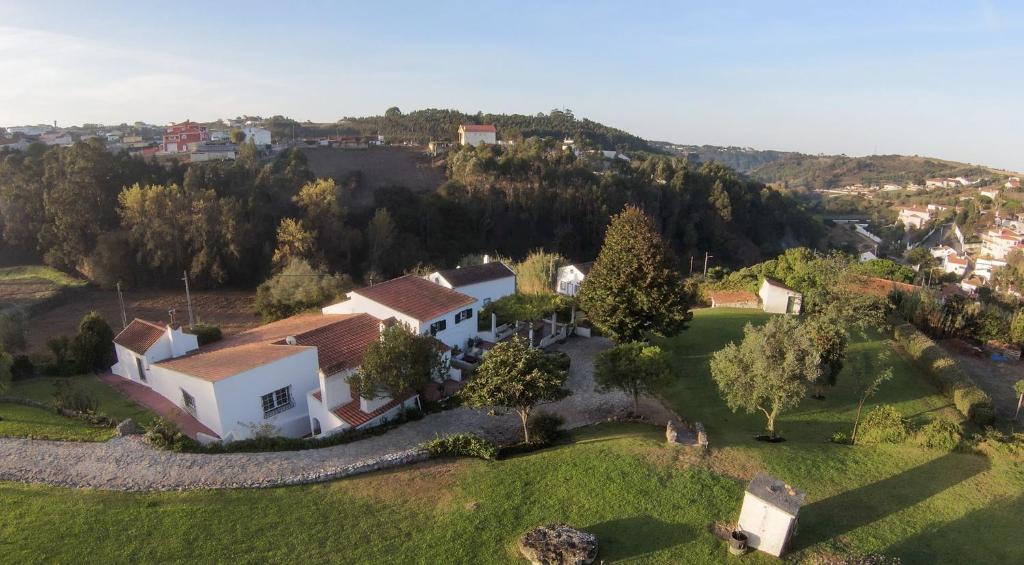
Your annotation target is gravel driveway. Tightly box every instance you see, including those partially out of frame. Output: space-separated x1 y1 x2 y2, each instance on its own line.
0 337 673 491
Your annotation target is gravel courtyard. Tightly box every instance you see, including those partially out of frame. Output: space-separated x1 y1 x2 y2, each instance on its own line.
0 337 675 491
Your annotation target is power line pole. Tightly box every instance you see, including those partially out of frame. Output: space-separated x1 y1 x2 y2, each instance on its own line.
116 282 127 330
182 270 194 328
703 252 713 277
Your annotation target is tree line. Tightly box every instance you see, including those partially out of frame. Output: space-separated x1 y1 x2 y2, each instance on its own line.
1 138 820 295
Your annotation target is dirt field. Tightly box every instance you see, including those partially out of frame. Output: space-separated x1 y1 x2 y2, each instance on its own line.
301 146 446 209
939 340 1024 419
25 287 259 353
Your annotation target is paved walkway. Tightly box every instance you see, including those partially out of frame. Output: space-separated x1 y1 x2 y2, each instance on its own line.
0 337 673 491
98 373 219 439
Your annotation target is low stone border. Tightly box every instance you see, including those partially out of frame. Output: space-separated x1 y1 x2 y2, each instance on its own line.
199 448 433 491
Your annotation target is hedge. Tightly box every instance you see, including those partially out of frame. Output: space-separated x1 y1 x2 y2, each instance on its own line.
894 323 995 426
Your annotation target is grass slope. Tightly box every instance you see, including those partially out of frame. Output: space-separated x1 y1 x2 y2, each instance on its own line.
0 376 156 441
0 309 1021 563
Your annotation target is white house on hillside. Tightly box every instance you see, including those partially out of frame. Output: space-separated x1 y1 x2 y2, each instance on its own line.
427 259 516 310
458 124 496 146
759 278 802 315
241 126 272 147
323 275 478 350
111 319 199 383
898 206 931 230
556 262 593 296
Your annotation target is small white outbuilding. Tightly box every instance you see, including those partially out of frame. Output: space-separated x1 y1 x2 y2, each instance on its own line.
758 278 802 315
737 473 806 557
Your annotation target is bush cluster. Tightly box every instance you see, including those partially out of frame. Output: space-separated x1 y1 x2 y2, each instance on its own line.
857 405 910 445
894 323 995 426
527 412 565 445
52 379 99 414
423 433 500 461
913 419 963 452
188 323 222 346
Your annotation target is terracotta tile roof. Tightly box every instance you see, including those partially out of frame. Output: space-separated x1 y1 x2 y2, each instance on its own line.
156 342 309 382
155 313 362 382
332 393 416 428
709 290 759 305
351 275 475 321
459 124 496 133
113 319 167 354
434 262 515 288
288 313 382 375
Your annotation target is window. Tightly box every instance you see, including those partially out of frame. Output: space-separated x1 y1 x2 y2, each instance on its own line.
454 308 472 324
135 356 147 382
261 386 293 418
181 389 196 416
429 319 447 335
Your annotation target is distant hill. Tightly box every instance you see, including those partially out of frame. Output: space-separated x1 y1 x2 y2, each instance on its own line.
750 154 1007 190
261 108 650 151
649 142 800 173
650 141 1015 190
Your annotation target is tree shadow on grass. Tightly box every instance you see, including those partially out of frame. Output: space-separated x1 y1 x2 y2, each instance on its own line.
586 515 694 561
793 452 990 551
884 493 1024 564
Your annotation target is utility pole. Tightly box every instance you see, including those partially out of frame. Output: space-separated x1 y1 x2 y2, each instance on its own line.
703 252 713 277
116 282 127 330
182 270 195 328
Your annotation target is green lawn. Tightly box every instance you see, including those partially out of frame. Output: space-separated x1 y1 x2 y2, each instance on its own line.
0 309 1021 563
0 376 156 441
0 265 86 287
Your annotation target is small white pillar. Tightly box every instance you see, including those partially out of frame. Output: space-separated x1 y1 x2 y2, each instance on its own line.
737 473 805 557
528 327 534 348
491 312 497 334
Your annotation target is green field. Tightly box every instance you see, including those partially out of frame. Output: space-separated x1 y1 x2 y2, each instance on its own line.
0 376 156 441
0 309 1021 563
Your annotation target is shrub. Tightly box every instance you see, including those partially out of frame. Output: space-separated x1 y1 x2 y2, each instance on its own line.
144 418 201 452
10 354 35 380
44 335 75 376
857 405 909 445
914 419 963 451
894 323 995 426
545 350 571 372
52 379 99 414
830 430 851 444
527 412 565 445
70 311 114 372
423 433 499 460
189 323 222 346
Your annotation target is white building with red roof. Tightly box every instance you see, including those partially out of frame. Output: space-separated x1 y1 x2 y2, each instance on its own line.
898 206 932 230
942 253 969 276
322 274 478 350
458 124 496 146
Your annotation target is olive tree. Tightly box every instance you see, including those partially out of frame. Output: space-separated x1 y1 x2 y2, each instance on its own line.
594 342 671 415
459 336 569 443
709 316 821 439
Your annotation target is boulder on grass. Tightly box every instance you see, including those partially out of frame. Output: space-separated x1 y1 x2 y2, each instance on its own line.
115 418 142 436
518 523 598 565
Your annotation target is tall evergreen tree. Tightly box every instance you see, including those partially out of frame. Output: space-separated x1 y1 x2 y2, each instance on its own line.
577 206 692 342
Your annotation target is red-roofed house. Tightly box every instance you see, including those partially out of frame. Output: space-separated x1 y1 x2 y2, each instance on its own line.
322 275 478 351
162 120 209 153
458 124 496 146
898 206 932 230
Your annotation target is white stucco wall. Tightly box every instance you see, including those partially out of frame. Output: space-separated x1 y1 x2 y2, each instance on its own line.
323 293 476 350
759 281 802 315
447 277 516 310
209 348 321 440
460 131 496 146
145 363 220 433
737 493 797 557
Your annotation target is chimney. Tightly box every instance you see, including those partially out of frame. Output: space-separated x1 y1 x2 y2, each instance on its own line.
483 254 490 264
285 336 297 346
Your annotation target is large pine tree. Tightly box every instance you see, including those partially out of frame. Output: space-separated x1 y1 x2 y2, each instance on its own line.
577 206 692 342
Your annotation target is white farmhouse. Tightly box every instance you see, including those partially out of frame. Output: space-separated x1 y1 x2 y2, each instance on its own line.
556 262 593 296
323 275 478 351
897 206 931 230
111 319 199 383
457 124 496 146
758 278 802 315
427 259 516 310
942 253 969 276
241 126 272 147
980 188 1000 201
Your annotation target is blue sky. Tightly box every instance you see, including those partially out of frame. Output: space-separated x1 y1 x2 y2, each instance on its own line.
2 1 1022 170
